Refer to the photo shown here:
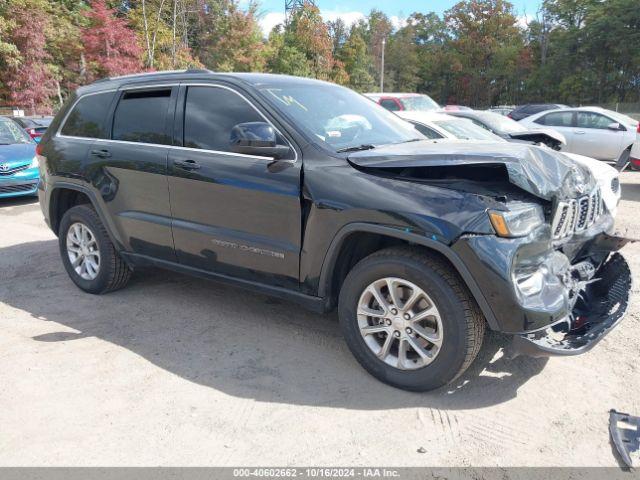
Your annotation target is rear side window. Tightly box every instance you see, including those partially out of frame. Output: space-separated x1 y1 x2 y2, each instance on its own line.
112 89 172 144
536 111 573 127
60 92 114 138
411 122 443 139
380 99 400 111
183 86 263 152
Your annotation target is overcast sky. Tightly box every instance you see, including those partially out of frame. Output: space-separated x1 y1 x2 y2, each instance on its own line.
254 0 543 35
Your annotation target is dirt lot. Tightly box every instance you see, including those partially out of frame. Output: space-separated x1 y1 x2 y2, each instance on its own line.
0 173 639 467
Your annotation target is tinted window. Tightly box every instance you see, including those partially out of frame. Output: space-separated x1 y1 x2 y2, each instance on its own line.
380 99 400 111
411 122 443 139
112 89 172 144
537 111 573 127
576 112 614 129
61 92 114 138
183 86 263 151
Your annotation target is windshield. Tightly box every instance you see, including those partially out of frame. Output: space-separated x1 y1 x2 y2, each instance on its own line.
475 111 527 134
434 119 503 141
0 118 32 144
399 95 440 112
258 82 423 152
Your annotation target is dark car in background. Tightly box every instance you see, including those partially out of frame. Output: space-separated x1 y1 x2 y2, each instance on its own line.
36 70 632 392
447 109 567 150
10 116 54 142
508 103 568 121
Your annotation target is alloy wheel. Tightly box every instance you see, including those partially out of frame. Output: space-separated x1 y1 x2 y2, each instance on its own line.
357 277 443 370
66 222 101 281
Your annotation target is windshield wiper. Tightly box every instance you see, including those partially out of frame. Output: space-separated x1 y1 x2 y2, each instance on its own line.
336 144 376 153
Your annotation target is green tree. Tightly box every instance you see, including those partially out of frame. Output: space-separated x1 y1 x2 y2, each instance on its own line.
337 28 374 91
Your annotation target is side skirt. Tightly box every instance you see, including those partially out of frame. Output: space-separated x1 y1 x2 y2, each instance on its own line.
120 252 329 314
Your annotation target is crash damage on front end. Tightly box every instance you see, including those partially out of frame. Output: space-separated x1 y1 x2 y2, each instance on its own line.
347 141 633 357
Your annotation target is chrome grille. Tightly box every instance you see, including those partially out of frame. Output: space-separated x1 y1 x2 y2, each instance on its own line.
552 188 603 240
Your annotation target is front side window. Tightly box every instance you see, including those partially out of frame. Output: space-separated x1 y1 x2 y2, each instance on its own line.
537 111 573 127
60 92 114 139
0 118 32 144
258 83 422 152
112 89 172 144
380 99 401 111
576 112 615 129
183 86 264 152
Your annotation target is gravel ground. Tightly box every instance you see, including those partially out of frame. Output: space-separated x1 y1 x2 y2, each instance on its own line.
0 173 638 467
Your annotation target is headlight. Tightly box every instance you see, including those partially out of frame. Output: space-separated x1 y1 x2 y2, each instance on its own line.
29 156 38 169
488 204 544 237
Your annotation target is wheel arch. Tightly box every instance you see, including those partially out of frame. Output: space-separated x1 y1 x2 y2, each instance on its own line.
48 182 126 254
318 223 500 330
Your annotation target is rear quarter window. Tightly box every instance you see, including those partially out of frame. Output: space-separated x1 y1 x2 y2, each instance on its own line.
60 92 115 139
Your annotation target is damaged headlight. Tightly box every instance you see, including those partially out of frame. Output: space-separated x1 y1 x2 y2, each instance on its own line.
489 204 544 238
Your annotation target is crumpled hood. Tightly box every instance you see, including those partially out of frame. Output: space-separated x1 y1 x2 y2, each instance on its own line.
347 140 595 201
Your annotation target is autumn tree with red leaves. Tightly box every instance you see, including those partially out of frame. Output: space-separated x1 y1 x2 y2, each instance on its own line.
2 0 57 114
82 0 143 82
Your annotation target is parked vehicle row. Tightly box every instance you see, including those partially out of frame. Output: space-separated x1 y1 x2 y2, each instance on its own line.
370 94 639 171
10 116 54 142
36 71 632 392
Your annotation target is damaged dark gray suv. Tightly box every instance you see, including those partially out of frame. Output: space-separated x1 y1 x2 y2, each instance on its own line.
36 71 632 391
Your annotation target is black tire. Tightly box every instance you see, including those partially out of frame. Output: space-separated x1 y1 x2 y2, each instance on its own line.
615 148 631 172
58 204 132 294
338 246 485 392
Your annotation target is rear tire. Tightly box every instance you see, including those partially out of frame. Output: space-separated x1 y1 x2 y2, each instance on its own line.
58 204 132 294
615 147 632 172
338 246 485 392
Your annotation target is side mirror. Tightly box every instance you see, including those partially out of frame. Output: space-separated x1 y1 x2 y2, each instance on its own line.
230 122 291 159
607 122 625 131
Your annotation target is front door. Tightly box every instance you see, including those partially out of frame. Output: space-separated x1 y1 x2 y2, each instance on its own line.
572 111 624 160
167 84 302 289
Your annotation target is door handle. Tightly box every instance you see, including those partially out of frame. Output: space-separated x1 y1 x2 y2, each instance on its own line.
574 131 586 135
174 159 201 171
90 149 111 158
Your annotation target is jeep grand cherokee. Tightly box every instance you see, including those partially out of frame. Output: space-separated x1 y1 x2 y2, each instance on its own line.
36 71 632 391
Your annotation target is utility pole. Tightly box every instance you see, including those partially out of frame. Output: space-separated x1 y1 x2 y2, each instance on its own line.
285 0 316 24
380 37 386 93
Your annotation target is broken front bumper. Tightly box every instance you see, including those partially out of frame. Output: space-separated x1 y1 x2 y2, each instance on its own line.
510 252 632 357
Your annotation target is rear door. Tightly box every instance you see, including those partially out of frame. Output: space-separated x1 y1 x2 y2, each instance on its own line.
91 85 177 261
167 83 302 289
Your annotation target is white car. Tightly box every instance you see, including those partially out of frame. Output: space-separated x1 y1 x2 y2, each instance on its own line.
397 111 504 141
519 106 639 164
398 110 622 215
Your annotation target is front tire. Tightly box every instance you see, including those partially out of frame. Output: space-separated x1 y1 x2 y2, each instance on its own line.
338 247 485 391
58 204 132 294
